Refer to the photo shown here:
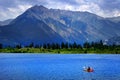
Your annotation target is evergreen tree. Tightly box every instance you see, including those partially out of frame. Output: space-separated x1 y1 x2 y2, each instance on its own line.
99 40 103 46
29 42 34 48
83 42 90 48
69 43 73 49
73 42 77 48
15 44 21 49
65 42 68 49
39 44 42 48
99 40 104 49
0 43 3 49
77 44 82 49
91 41 95 48
43 44 47 49
55 43 60 49
47 43 51 49
51 43 56 49
35 44 39 48
61 42 65 49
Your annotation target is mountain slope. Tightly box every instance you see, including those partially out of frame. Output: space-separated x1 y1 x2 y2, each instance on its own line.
0 11 65 46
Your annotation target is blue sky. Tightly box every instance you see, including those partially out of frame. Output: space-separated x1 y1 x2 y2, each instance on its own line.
0 0 120 21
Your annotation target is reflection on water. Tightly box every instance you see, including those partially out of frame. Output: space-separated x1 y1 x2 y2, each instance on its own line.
0 53 120 80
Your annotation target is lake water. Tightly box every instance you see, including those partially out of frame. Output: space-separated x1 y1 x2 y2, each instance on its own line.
0 53 120 80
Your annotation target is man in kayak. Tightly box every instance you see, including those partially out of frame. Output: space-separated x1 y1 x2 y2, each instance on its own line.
84 66 94 72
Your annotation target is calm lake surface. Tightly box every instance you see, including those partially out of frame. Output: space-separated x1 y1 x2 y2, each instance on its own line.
0 53 120 80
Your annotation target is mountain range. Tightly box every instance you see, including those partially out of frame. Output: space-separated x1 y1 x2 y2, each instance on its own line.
0 5 120 46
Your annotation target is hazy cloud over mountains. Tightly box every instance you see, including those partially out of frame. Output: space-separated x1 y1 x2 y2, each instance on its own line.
0 0 120 21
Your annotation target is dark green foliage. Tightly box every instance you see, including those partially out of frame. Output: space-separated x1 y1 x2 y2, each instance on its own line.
84 50 87 53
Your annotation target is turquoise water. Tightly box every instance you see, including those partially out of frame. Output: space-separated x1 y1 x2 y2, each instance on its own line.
0 54 120 80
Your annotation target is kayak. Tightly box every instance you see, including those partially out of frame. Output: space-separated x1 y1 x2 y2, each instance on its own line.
83 68 94 72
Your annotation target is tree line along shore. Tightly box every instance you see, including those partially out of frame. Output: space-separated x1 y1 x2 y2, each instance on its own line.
0 40 120 54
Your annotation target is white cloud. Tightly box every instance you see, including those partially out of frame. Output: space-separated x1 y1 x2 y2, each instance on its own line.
64 5 73 10
8 4 32 14
0 10 8 18
75 0 86 4
76 2 105 17
0 0 120 21
0 4 32 21
0 9 13 21
45 0 106 18
113 10 120 17
18 5 32 11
